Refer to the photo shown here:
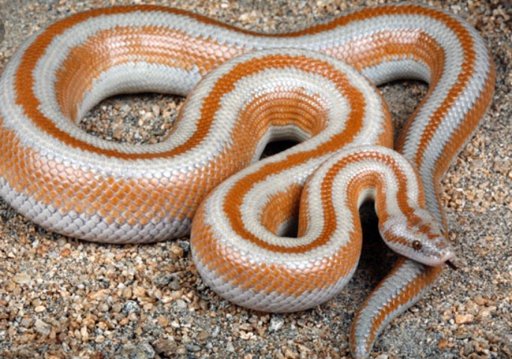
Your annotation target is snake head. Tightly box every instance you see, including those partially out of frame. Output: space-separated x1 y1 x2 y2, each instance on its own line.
379 208 455 266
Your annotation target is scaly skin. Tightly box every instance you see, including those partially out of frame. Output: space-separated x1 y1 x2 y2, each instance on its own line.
0 5 494 358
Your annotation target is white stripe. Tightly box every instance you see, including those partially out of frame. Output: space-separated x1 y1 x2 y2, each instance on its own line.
362 58 431 84
3 49 373 175
0 178 190 243
352 260 432 357
204 148 408 262
416 26 491 219
193 250 356 312
27 11 465 157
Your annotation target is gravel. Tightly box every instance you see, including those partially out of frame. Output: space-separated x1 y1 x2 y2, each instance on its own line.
0 0 510 358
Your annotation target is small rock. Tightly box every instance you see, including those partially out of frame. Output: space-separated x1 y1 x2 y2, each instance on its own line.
153 274 172 287
463 341 475 356
455 314 474 324
81 326 89 341
170 244 184 258
269 316 284 332
151 105 161 117
60 248 71 257
142 112 154 121
153 338 178 354
122 287 133 299
112 303 123 313
120 104 131 113
34 305 46 313
226 341 235 352
154 273 180 290
98 303 109 312
197 330 210 341
123 300 140 314
283 347 298 358
119 342 155 359
157 315 169 327
186 344 201 352
13 272 31 285
170 320 180 329
175 299 187 309
177 240 190 253
478 306 496 319
133 286 146 298
438 338 452 349
20 317 33 328
474 296 487 306
34 319 51 336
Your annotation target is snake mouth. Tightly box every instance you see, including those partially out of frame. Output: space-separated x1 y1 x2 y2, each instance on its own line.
429 247 456 267
441 247 456 262
410 245 456 267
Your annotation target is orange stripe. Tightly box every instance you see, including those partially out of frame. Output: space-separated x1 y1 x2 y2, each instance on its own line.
412 22 477 167
259 184 302 235
237 89 328 140
222 60 378 253
326 30 445 75
16 4 460 160
191 151 419 295
350 258 442 355
55 26 244 121
1 56 365 226
431 61 496 228
191 199 363 296
16 23 244 159
341 151 437 242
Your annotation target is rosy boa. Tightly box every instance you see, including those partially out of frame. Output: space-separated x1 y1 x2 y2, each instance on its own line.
0 4 495 358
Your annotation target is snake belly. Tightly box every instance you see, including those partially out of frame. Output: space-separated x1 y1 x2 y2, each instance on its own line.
0 4 495 359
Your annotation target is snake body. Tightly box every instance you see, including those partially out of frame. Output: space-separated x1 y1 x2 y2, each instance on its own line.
0 4 494 358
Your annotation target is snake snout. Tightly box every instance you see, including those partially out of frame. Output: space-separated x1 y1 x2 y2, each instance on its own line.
379 214 455 267
421 235 456 266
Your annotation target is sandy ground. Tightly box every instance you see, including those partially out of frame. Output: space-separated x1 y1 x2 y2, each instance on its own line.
0 0 510 358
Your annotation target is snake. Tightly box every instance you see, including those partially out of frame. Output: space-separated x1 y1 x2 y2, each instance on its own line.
0 4 495 358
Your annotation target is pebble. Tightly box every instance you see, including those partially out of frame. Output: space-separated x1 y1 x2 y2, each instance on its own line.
154 273 181 290
174 299 187 310
119 343 156 359
455 314 475 325
197 330 210 341
186 343 201 352
34 305 46 313
123 300 140 314
153 338 178 354
13 272 31 285
269 316 285 332
34 319 51 336
226 341 235 352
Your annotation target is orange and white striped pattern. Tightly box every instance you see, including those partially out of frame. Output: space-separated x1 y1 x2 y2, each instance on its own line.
0 4 494 358
192 144 454 311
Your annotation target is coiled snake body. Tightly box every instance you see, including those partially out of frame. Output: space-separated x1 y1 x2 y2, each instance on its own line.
0 4 494 358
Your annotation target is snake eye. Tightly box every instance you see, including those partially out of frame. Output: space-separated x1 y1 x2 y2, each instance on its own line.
412 240 423 250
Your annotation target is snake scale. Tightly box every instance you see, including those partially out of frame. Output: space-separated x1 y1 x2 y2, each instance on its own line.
0 4 494 358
